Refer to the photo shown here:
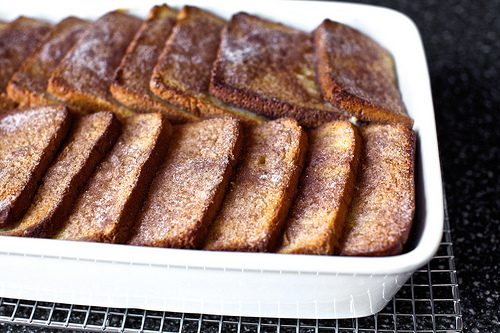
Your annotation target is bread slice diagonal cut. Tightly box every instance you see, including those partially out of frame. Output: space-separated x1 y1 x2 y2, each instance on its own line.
314 19 413 126
111 5 198 123
0 106 70 226
0 111 120 237
209 13 345 128
150 6 264 124
279 120 361 255
205 118 307 252
7 17 90 107
340 123 416 256
47 11 142 119
55 113 171 243
129 118 243 248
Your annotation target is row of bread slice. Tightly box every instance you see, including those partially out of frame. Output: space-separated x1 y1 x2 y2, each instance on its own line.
0 5 412 128
0 106 415 256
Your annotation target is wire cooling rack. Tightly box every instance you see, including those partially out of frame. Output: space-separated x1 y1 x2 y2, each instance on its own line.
0 208 462 333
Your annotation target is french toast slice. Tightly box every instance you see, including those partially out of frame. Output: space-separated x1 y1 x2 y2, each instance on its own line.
209 13 345 128
205 118 307 252
150 6 264 124
314 19 413 127
47 11 142 119
279 121 361 255
0 106 70 226
7 17 89 107
1 112 120 237
129 118 243 249
111 5 198 123
340 124 415 256
0 95 17 111
0 17 51 100
55 113 171 243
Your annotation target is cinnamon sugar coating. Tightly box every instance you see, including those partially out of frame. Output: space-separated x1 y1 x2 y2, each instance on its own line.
56 113 171 243
0 106 70 226
205 118 307 252
129 118 243 248
340 124 415 256
279 121 361 255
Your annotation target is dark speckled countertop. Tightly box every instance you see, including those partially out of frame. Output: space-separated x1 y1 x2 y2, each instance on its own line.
1 0 499 332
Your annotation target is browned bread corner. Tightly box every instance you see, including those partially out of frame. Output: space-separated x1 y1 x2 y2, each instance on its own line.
1 111 120 237
340 123 416 256
111 5 198 123
205 118 307 252
0 106 70 226
129 117 243 249
314 19 413 127
209 13 346 128
279 120 362 255
0 17 51 104
7 17 90 107
47 11 142 119
0 16 52 92
55 112 171 243
150 6 264 124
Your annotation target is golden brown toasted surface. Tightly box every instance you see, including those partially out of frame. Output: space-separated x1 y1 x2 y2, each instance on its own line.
0 112 120 237
314 19 412 127
7 17 89 107
0 17 51 93
205 118 307 252
279 121 361 255
111 5 198 123
55 113 171 243
129 118 243 249
209 13 345 128
47 11 142 119
150 7 264 124
340 124 415 256
0 106 70 226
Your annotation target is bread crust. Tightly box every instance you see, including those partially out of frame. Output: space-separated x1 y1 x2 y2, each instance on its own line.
7 17 89 107
129 118 243 248
1 112 120 237
205 118 307 252
314 19 413 127
340 124 416 256
209 13 345 128
150 7 264 125
0 106 70 226
56 113 171 243
47 11 142 120
0 17 51 93
279 121 361 255
111 5 198 123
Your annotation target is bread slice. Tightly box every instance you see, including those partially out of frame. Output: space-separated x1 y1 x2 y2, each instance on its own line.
279 121 361 255
0 106 70 226
111 5 198 123
340 124 415 256
209 13 345 128
47 11 142 119
0 112 120 237
0 17 51 98
150 6 264 124
55 113 171 243
314 19 412 127
7 17 89 107
129 118 243 248
205 118 307 252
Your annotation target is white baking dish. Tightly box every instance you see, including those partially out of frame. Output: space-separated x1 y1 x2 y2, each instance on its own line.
0 0 443 319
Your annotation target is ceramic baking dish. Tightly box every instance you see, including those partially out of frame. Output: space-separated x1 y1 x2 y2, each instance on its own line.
0 0 443 319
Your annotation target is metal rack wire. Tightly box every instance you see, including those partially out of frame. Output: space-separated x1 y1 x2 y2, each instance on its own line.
0 211 462 333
